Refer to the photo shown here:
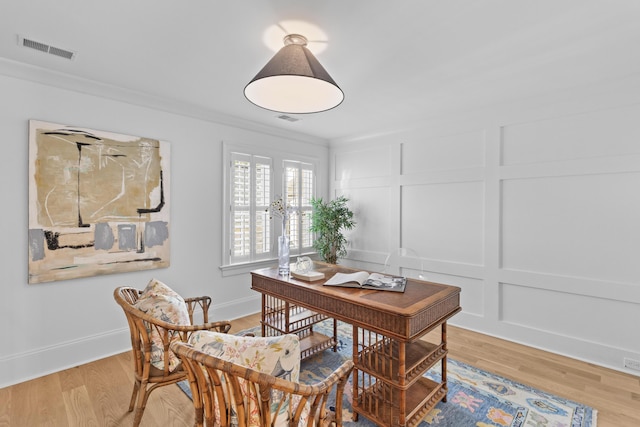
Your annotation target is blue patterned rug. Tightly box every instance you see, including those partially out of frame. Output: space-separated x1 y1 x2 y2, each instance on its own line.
178 320 597 426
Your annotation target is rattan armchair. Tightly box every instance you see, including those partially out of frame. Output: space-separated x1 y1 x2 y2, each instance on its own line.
114 286 232 427
171 339 354 427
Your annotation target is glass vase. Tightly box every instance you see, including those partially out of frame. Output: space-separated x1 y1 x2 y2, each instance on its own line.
278 235 290 276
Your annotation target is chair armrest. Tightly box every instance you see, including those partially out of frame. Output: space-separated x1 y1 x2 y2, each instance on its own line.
306 359 354 392
132 306 232 336
202 321 232 334
172 320 232 335
305 359 354 427
184 295 212 323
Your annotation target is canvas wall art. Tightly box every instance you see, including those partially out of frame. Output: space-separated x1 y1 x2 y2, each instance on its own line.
28 120 170 284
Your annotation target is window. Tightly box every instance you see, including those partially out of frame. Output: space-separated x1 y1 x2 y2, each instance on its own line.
284 160 315 253
228 152 272 265
224 146 316 268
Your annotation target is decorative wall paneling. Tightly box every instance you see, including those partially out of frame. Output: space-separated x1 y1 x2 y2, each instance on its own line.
331 104 640 374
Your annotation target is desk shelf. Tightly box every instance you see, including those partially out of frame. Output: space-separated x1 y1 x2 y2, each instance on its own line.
356 337 446 387
261 294 337 360
353 325 449 426
355 376 446 427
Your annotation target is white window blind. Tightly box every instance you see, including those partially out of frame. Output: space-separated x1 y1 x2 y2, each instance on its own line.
229 152 272 264
284 160 315 255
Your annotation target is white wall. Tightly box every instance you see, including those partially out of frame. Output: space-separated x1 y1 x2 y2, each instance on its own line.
331 76 640 375
0 70 329 387
2 61 638 388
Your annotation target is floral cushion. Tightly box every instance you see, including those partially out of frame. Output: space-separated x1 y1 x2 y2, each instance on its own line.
189 331 301 427
133 278 191 372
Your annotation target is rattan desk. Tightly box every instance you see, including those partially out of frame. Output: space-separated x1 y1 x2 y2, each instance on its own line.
251 262 461 427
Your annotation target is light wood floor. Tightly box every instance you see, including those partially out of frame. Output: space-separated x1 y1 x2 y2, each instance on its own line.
1 313 638 426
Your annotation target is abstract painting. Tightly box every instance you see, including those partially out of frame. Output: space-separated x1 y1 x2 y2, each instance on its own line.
28 120 170 283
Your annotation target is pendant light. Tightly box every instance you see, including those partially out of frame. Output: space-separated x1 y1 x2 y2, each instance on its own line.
244 34 344 114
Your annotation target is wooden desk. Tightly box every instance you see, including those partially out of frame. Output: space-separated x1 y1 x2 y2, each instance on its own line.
251 262 461 427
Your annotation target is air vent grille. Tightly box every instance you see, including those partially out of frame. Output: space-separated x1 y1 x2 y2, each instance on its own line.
18 35 76 60
48 46 75 60
277 115 300 122
23 38 49 53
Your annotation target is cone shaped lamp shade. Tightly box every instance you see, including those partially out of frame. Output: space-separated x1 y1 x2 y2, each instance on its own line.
244 34 344 114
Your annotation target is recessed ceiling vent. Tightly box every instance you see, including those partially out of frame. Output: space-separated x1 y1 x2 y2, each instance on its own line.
17 35 76 60
277 115 300 122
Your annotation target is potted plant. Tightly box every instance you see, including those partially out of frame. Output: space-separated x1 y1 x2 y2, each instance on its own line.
310 196 356 264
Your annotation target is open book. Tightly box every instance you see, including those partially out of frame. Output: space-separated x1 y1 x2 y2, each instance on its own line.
324 271 407 292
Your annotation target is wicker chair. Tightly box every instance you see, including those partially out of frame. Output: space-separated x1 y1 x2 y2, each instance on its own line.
114 286 232 427
171 338 355 427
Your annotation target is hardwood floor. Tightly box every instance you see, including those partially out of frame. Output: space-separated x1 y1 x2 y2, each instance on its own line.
443 326 640 427
1 313 638 426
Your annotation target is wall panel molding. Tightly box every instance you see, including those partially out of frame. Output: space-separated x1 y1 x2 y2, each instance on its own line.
399 168 485 186
333 101 640 375
499 269 640 304
500 154 640 180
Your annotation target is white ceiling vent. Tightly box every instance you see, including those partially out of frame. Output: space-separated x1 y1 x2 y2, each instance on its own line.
277 115 300 122
18 35 76 60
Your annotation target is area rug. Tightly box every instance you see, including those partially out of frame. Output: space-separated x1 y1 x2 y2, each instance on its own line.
178 320 597 426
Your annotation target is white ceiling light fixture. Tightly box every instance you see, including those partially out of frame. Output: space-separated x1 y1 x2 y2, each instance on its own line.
244 34 344 114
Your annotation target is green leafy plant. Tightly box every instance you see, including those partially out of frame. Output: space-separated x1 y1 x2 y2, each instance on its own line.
310 196 356 264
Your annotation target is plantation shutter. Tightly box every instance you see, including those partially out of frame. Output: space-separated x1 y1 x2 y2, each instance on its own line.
229 153 272 264
283 160 315 254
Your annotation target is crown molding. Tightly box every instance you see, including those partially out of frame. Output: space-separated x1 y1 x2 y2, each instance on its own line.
0 57 328 146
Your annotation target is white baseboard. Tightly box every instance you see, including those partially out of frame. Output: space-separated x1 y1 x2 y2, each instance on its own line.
0 327 130 389
0 294 262 388
451 312 640 377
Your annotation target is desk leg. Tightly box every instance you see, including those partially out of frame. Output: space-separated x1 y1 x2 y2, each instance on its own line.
442 322 448 403
398 340 407 426
352 324 359 422
260 294 266 337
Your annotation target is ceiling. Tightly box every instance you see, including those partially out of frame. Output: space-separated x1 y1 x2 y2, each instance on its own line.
1 0 639 142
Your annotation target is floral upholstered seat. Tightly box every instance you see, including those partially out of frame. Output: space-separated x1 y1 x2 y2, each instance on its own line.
188 331 300 427
173 331 354 427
